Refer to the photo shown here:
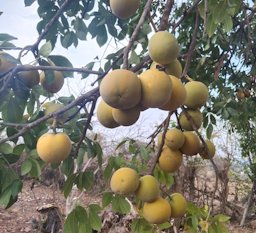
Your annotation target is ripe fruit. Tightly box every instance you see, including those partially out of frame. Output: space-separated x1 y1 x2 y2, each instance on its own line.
169 193 187 218
148 31 179 65
143 197 171 224
160 75 187 111
109 0 140 19
0 52 17 73
110 167 140 195
199 140 216 159
158 147 183 173
139 69 172 108
236 89 245 100
184 81 209 109
43 102 68 125
96 99 119 128
40 70 64 93
36 132 72 163
112 106 140 126
151 59 182 78
100 69 141 109
135 175 160 202
165 128 185 150
180 131 201 156
17 65 40 88
179 109 203 131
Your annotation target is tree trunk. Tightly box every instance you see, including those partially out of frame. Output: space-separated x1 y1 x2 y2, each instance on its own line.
240 180 256 226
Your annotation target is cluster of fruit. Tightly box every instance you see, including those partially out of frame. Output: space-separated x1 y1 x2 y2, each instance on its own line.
0 52 64 94
96 31 183 128
110 167 187 224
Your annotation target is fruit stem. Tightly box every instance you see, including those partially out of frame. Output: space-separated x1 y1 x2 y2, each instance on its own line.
185 75 194 82
51 119 57 134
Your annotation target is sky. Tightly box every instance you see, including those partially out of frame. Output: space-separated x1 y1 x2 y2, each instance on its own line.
0 1 168 143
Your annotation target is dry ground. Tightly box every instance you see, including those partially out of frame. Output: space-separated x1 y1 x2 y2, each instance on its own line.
0 180 255 233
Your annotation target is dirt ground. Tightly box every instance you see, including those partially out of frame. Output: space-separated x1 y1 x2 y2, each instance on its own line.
0 180 255 233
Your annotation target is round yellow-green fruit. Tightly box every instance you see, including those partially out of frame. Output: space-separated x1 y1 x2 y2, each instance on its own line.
165 128 185 150
169 193 187 218
179 109 203 131
40 70 64 93
135 175 160 203
160 75 186 111
43 102 68 124
0 52 17 73
139 69 172 108
110 167 140 195
199 140 216 159
36 132 72 163
100 69 141 109
143 197 171 224
112 106 140 126
151 59 182 78
180 131 201 156
96 99 119 128
158 146 183 173
184 81 209 109
148 31 179 65
17 65 40 88
109 0 140 19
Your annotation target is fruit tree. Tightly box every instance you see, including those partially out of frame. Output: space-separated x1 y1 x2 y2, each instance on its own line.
0 0 256 232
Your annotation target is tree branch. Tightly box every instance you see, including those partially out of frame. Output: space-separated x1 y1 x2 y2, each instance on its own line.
0 87 100 144
158 0 174 31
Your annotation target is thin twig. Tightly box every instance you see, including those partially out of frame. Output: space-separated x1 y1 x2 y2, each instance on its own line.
172 0 202 31
74 99 97 158
19 0 73 58
149 111 173 174
181 10 200 78
122 0 153 69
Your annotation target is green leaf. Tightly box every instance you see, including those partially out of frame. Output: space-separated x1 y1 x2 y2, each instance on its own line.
112 195 131 214
48 55 73 78
102 192 113 208
214 214 230 223
63 173 77 198
158 221 172 230
89 204 102 231
94 142 103 167
223 17 233 33
21 159 32 176
131 218 154 233
24 0 36 6
76 171 94 190
39 41 52 57
129 50 140 65
6 97 26 123
0 33 17 41
13 144 25 155
64 205 92 233
81 61 94 79
27 94 35 116
206 124 213 139
0 143 13 154
29 159 41 177
96 26 108 47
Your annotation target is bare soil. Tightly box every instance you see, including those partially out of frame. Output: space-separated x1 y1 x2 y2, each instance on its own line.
0 180 255 233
